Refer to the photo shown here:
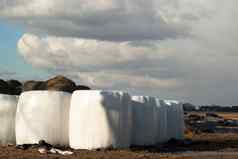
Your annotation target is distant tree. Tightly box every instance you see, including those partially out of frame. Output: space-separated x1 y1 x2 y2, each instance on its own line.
183 103 196 112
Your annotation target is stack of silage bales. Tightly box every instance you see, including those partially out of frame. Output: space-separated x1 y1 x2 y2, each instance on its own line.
131 96 158 146
0 75 185 149
0 94 18 145
69 90 132 150
131 97 184 146
15 91 71 146
155 98 168 143
174 101 185 140
161 100 184 140
0 91 184 149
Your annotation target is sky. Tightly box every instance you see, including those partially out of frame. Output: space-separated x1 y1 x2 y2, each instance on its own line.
0 20 49 79
0 0 238 105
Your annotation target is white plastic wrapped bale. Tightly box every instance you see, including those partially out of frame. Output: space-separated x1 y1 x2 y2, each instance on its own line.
176 101 185 140
154 98 168 143
162 100 184 140
0 94 18 145
131 96 157 146
15 91 71 146
69 90 132 150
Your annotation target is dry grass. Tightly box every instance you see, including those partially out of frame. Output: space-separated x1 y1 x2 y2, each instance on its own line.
217 112 238 120
187 112 238 120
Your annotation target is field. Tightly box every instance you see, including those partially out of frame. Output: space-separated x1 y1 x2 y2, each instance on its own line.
217 112 238 120
188 112 238 120
2 112 238 159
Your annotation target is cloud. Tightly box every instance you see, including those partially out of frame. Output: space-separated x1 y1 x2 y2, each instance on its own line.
18 33 182 88
0 0 212 41
1 0 238 105
0 70 17 78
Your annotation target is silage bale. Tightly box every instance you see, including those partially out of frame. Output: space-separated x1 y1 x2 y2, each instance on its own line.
155 98 168 143
162 100 184 140
0 94 18 145
69 90 132 150
131 96 157 146
15 91 71 146
176 101 185 140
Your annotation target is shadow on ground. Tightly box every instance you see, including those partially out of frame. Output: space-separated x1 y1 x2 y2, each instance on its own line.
131 134 238 153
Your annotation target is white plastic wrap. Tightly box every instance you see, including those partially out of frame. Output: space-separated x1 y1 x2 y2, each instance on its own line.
69 90 132 150
0 94 18 145
162 100 184 140
15 91 71 146
131 96 157 146
155 98 168 143
176 101 185 140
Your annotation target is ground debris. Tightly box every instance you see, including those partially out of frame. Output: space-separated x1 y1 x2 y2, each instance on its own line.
16 140 73 156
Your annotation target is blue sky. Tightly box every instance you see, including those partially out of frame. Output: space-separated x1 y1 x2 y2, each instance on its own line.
0 20 49 80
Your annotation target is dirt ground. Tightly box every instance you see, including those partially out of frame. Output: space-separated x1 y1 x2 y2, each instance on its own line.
2 133 238 159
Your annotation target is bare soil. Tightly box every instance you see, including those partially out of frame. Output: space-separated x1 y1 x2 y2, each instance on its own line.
2 133 238 159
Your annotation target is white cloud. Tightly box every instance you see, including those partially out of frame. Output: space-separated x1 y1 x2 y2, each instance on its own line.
18 33 182 90
18 34 160 68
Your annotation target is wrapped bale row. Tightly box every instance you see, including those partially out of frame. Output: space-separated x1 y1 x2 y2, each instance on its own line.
0 90 184 149
131 96 157 146
131 97 184 146
69 90 132 150
14 90 133 149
